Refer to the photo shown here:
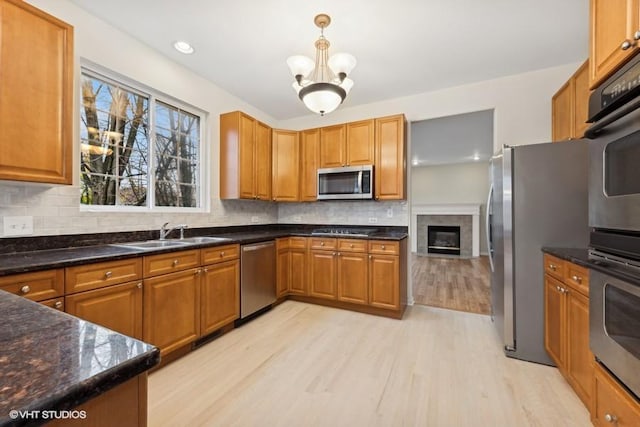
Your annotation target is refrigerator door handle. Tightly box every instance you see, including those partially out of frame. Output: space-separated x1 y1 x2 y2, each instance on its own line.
486 183 495 272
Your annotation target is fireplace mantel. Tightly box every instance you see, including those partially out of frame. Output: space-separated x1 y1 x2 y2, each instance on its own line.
411 204 481 256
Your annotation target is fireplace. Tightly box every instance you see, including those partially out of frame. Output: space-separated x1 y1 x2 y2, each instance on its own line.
427 225 461 255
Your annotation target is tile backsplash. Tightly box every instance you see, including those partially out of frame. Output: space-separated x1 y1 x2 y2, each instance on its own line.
0 183 408 237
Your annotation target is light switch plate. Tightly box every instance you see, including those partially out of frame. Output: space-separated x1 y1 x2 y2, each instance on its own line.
368 217 378 224
251 216 260 223
3 216 34 236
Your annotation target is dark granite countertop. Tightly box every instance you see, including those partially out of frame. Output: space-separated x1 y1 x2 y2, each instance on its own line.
0 290 160 427
0 226 408 277
541 247 591 268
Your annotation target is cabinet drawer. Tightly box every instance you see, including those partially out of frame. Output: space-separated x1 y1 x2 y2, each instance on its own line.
66 258 143 294
337 238 367 253
144 250 200 277
202 244 240 265
369 241 399 255
276 238 290 250
593 363 640 426
565 262 589 296
0 269 64 301
289 237 307 249
543 254 565 280
309 237 337 250
40 297 64 311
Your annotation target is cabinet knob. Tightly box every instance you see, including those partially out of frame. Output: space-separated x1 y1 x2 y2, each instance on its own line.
548 264 556 271
320 242 325 246
604 414 617 423
381 245 386 250
571 275 582 284
20 285 30 294
621 40 634 50
137 282 143 289
556 286 561 291
350 244 354 248
195 269 202 276
104 271 113 279
172 259 179 267
369 255 372 259
337 252 341 256
203 267 209 273
635 31 640 41
220 251 225 257
54 301 63 309
332 252 337 256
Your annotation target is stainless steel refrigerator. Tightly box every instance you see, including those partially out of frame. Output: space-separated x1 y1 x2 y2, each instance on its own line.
487 141 589 365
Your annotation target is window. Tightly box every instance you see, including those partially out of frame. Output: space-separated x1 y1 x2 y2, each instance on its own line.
80 68 204 210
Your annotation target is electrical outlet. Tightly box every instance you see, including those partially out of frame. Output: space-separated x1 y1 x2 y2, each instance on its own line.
3 216 33 236
387 208 394 218
368 217 378 224
293 215 302 223
251 216 260 223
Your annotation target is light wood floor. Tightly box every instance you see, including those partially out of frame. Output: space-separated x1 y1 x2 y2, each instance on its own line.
412 254 491 315
148 301 589 426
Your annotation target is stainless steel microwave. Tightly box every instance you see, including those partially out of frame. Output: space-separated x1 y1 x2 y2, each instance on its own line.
317 165 373 200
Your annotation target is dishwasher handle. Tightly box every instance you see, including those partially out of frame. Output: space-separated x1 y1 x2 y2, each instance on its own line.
242 241 275 252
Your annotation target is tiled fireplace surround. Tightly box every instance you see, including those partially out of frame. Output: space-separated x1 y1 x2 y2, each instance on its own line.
411 204 480 257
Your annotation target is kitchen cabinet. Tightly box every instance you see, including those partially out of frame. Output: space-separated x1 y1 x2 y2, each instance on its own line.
319 121 375 168
308 238 338 300
143 267 201 356
319 124 346 168
336 240 368 305
142 249 199 277
300 128 320 201
368 241 401 310
276 238 291 298
289 238 308 296
0 0 73 184
66 258 143 294
374 114 406 200
0 268 64 302
592 362 640 426
200 257 240 336
543 254 592 409
589 0 640 89
66 281 143 340
220 111 272 200
272 129 300 202
552 60 590 141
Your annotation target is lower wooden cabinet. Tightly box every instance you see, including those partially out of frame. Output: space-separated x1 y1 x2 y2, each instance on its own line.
369 253 400 310
543 254 592 409
308 249 337 299
66 281 143 340
276 238 291 298
592 363 640 426
289 245 307 295
0 268 64 302
200 259 240 336
143 268 201 355
337 251 368 305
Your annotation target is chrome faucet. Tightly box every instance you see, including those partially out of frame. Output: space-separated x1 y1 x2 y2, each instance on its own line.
159 222 188 240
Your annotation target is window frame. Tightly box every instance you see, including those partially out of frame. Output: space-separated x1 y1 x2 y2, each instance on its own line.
79 62 208 213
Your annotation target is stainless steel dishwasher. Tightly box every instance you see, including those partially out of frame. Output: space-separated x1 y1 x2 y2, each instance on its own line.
240 241 276 319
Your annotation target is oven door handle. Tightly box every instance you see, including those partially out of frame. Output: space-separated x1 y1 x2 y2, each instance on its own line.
585 94 640 139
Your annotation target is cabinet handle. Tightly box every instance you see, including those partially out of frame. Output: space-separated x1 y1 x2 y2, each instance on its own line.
337 252 341 256
556 286 561 292
604 413 617 423
104 271 113 279
54 301 63 309
548 264 557 271
172 259 179 267
350 244 354 248
635 31 640 40
332 252 337 256
320 242 325 246
137 282 142 289
203 267 209 273
381 245 386 250
571 275 582 284
221 251 225 257
622 40 634 50
195 269 201 276
369 255 372 259
20 285 30 294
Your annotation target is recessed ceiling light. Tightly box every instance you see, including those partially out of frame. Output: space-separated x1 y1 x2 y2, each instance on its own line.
174 41 195 54
472 154 480 161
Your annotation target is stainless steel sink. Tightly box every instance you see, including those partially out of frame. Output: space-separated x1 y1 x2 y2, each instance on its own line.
111 240 191 250
178 236 231 244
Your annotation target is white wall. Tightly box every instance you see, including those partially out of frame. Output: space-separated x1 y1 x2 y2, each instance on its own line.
411 162 490 253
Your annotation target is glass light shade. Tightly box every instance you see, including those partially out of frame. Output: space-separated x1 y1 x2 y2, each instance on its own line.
299 83 346 115
328 53 357 76
286 55 315 78
340 78 354 94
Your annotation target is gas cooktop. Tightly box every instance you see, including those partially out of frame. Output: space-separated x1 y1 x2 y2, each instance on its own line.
310 228 378 237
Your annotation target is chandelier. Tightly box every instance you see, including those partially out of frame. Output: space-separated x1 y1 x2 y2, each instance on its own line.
287 14 356 116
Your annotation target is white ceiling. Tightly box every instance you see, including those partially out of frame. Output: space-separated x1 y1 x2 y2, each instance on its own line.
69 0 589 121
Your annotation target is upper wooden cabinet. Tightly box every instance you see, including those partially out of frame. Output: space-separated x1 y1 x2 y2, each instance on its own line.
300 128 320 201
319 120 375 168
220 111 272 200
590 0 640 89
0 0 73 184
375 114 406 200
272 129 300 202
552 61 590 141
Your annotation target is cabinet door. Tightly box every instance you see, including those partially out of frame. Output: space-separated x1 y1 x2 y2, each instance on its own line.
574 61 591 139
544 276 566 369
143 268 200 355
590 0 639 88
593 363 640 426
239 113 256 199
552 80 574 142
346 119 375 166
276 247 290 298
337 252 368 305
201 259 239 336
272 129 300 201
375 115 405 200
369 254 399 310
300 128 320 201
566 288 592 408
308 250 337 299
66 281 143 340
0 0 73 184
319 124 346 168
255 120 272 200
289 248 307 295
